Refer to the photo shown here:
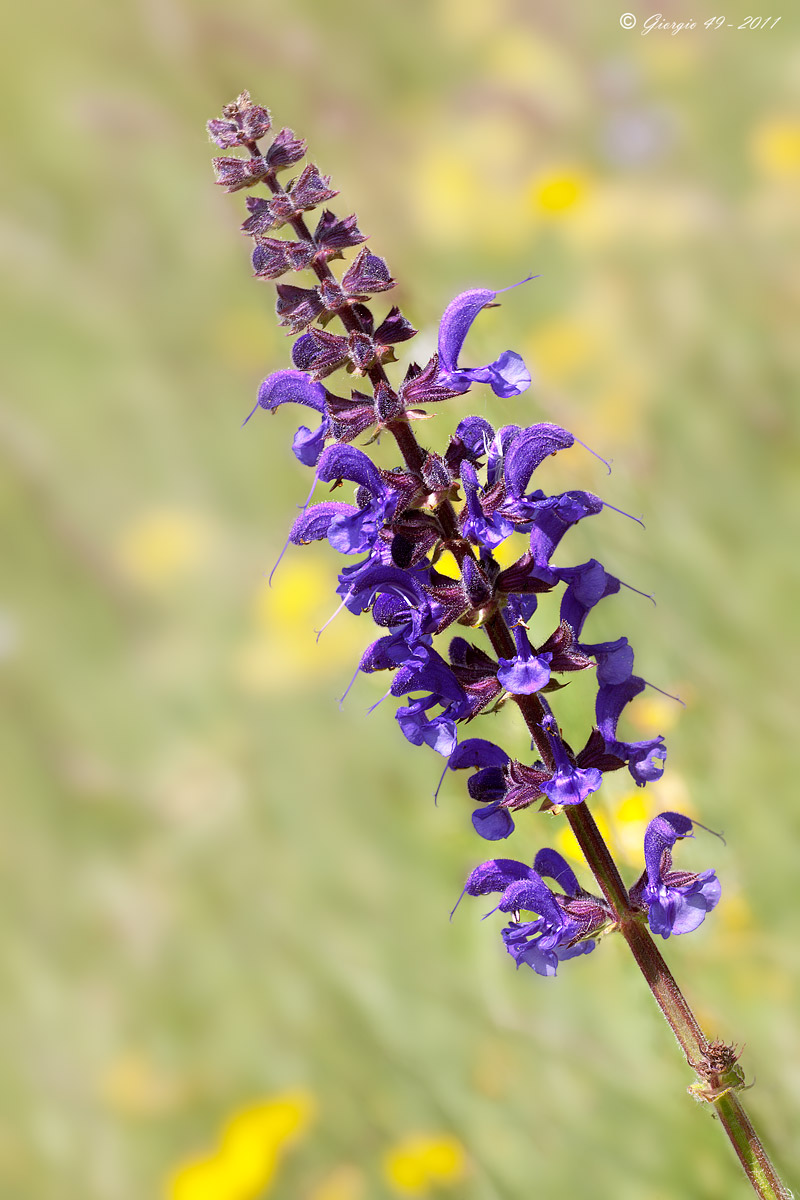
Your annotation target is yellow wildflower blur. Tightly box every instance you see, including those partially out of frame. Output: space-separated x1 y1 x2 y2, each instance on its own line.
254 558 330 631
412 150 484 245
627 693 682 735
718 889 755 936
611 790 651 867
555 808 612 865
383 1133 467 1194
233 555 364 692
527 318 599 386
115 508 211 589
168 1090 316 1200
410 111 530 250
528 169 588 216
436 0 509 44
750 117 800 178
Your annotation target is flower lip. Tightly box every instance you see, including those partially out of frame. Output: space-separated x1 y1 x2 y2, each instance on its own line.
496 624 553 696
539 714 603 808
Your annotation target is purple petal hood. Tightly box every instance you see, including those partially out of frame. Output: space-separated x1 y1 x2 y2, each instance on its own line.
437 283 533 398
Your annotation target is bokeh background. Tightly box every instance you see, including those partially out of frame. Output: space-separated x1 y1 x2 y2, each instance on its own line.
2 0 799 1197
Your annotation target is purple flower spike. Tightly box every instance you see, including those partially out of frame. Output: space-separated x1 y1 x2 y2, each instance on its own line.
207 93 271 148
342 248 395 295
265 127 307 171
289 163 338 210
437 283 533 398
292 328 350 378
247 369 331 466
630 812 722 938
208 94 700 985
313 209 367 252
212 155 269 192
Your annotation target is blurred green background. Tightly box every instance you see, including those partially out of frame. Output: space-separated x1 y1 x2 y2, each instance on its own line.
2 0 799 1197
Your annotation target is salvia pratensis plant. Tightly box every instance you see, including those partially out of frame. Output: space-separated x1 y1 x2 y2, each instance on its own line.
207 91 791 1199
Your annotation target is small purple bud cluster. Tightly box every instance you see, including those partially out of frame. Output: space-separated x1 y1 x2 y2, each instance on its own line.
209 93 720 975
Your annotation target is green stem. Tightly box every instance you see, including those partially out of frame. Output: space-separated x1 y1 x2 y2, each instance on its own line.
715 1093 793 1200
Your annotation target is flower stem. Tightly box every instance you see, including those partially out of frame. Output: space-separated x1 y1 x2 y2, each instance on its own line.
564 801 791 1200
715 1093 793 1200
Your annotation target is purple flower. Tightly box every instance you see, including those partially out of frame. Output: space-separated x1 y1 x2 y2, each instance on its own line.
501 423 576 506
558 559 621 639
458 853 607 976
314 445 401 554
354 567 444 679
496 623 552 695
245 369 331 466
596 673 666 785
527 491 604 567
396 696 459 756
447 638 504 722
436 283 533 398
539 715 603 808
449 416 496 469
390 648 471 757
630 812 721 938
460 461 513 550
354 565 443 641
446 738 514 840
582 637 635 686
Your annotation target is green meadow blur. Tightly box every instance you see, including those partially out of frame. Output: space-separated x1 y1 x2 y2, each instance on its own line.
2 0 799 1196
